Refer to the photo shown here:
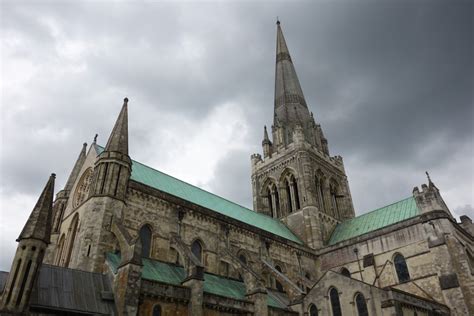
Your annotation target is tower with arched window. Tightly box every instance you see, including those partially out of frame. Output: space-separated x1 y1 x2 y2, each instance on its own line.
251 21 355 249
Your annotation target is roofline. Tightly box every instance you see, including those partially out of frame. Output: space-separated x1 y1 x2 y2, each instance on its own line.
128 180 317 256
317 210 454 255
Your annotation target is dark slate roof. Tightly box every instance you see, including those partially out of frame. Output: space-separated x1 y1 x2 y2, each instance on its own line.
28 264 116 315
95 145 302 244
328 197 420 245
106 253 288 309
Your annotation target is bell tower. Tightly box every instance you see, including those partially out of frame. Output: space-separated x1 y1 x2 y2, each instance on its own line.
251 21 355 249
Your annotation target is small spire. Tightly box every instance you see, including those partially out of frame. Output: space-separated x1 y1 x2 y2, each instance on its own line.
276 17 280 25
425 171 436 188
105 97 129 155
263 125 271 145
93 134 98 144
18 173 56 243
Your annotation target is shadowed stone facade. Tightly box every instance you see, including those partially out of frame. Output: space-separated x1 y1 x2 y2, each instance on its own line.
1 22 473 316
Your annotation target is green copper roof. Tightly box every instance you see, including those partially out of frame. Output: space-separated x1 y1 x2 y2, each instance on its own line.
105 253 286 309
328 197 420 245
96 145 301 244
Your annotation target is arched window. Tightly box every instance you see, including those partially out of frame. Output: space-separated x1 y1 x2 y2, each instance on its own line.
274 188 280 217
64 214 79 267
285 180 293 213
191 240 203 263
318 177 326 212
139 225 152 258
152 304 161 316
394 253 410 283
73 168 94 207
329 288 342 316
355 293 369 316
309 304 318 316
267 188 274 217
292 176 300 210
275 265 284 292
239 254 247 265
340 267 351 277
55 234 66 265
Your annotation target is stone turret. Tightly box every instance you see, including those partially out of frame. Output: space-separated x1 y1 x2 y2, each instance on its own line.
0 173 55 313
72 98 133 272
413 172 452 218
90 97 132 201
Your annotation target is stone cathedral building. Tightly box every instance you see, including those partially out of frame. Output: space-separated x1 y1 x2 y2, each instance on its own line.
1 22 473 316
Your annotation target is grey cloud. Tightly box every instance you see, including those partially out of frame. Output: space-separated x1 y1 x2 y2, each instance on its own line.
0 0 472 244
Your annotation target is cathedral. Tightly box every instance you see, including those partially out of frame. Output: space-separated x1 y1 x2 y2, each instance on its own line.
1 22 473 316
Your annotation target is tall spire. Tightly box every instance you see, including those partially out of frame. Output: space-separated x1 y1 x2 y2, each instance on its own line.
274 21 311 128
64 142 87 193
18 173 56 244
105 97 129 155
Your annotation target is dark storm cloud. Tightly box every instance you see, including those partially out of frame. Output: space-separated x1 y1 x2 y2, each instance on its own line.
1 0 472 269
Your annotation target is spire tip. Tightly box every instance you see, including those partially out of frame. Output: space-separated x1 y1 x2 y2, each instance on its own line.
51 173 56 178
276 16 280 25
124 97 129 104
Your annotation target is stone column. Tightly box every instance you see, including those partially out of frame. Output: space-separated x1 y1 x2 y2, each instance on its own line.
182 275 204 316
289 182 297 212
246 288 268 316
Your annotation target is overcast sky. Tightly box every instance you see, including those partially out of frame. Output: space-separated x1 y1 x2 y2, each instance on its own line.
1 0 472 271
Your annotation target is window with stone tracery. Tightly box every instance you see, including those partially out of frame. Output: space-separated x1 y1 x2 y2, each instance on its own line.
73 168 94 207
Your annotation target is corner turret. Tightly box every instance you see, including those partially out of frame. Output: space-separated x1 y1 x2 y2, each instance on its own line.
0 173 55 313
413 172 452 218
90 98 132 201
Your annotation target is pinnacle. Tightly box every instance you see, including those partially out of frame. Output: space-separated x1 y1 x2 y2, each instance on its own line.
105 98 129 155
17 173 56 243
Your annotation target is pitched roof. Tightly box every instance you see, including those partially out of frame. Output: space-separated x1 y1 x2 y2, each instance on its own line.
96 145 302 244
106 253 287 309
28 265 116 315
328 197 420 245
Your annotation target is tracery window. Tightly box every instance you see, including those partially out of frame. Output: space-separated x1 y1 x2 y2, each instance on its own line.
292 176 300 210
340 267 351 278
329 287 342 316
355 293 369 316
267 188 274 216
309 304 318 316
152 304 161 316
73 168 94 207
317 177 326 212
64 214 79 267
191 240 203 263
139 225 152 258
285 180 293 213
394 253 410 283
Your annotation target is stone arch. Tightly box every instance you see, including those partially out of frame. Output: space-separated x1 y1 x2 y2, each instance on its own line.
328 287 342 316
279 168 300 214
63 213 79 267
329 178 342 219
315 170 327 213
260 177 280 218
393 252 410 283
340 267 351 278
191 238 204 264
354 292 369 316
139 224 153 258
